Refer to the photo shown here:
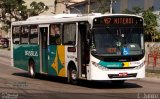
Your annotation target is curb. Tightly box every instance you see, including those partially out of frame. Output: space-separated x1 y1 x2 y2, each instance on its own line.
138 77 160 84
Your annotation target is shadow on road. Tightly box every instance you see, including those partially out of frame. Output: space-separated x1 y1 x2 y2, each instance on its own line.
12 73 142 89
78 80 142 89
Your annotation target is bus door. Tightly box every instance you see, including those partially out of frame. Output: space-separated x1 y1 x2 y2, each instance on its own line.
78 22 90 78
39 25 49 73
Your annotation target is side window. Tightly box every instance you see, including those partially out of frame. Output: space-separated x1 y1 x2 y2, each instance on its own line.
63 23 76 45
30 25 38 44
50 24 61 45
12 26 20 44
21 26 29 44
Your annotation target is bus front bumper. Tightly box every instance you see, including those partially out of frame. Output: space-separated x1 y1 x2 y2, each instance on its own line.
88 64 145 81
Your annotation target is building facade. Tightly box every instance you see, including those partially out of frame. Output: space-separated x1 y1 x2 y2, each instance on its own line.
55 0 85 14
69 0 160 14
113 0 160 13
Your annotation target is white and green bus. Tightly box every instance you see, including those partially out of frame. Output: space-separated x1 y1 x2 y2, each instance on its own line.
11 13 145 84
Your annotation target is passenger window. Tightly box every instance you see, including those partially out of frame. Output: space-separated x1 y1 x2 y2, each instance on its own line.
21 26 29 44
50 24 61 45
12 26 20 44
63 23 76 45
30 25 38 44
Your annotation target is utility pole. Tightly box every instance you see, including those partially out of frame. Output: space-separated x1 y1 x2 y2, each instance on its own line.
110 0 113 14
54 0 57 13
88 0 90 14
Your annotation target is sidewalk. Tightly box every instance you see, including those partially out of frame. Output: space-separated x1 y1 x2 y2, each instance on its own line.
0 49 11 58
141 66 160 83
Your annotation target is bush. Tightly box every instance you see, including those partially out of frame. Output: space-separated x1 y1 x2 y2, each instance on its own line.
7 47 10 51
0 46 4 49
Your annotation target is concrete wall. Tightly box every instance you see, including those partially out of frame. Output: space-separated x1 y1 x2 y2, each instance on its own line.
145 42 160 67
144 0 154 10
120 0 128 13
113 0 160 13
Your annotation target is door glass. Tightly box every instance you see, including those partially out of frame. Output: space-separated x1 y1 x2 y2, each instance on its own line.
40 27 48 73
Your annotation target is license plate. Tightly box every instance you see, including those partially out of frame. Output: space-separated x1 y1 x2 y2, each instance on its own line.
119 73 128 77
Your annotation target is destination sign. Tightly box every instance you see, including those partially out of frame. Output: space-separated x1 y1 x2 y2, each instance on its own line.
94 16 143 25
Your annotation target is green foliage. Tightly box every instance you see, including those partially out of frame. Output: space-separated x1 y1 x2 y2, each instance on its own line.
142 8 157 27
7 47 11 51
122 6 160 42
0 46 3 49
1 25 10 33
29 1 49 16
95 0 110 13
0 0 48 32
122 9 133 14
142 8 160 42
0 0 27 27
122 6 143 14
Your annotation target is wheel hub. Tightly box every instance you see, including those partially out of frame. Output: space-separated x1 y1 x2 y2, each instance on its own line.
71 70 77 80
30 66 34 76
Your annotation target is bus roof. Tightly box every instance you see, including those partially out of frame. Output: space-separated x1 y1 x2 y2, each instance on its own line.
11 13 143 26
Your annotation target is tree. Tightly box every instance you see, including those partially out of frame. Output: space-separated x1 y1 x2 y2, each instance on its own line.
0 0 27 32
122 6 143 14
28 1 49 17
0 0 48 32
96 0 110 13
122 6 160 42
142 8 159 42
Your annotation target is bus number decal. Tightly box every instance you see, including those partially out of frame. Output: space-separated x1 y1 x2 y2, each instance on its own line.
25 51 38 57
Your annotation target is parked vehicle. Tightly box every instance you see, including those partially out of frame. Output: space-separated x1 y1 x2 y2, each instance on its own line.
0 38 9 48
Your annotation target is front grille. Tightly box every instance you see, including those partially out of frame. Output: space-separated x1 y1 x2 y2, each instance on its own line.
108 73 137 78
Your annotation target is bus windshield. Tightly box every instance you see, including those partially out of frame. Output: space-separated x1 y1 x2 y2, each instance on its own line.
92 26 144 56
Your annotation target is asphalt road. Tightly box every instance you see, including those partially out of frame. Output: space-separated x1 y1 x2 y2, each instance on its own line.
0 50 160 99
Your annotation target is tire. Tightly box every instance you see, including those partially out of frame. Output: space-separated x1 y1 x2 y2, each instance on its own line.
111 80 125 86
28 61 36 78
68 68 78 84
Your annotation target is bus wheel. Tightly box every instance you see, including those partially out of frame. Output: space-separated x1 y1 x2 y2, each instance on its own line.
111 80 125 86
68 68 78 84
28 61 36 78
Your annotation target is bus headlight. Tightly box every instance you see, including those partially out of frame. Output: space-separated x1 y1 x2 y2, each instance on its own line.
134 62 144 69
91 61 109 71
